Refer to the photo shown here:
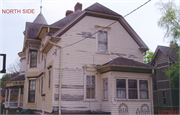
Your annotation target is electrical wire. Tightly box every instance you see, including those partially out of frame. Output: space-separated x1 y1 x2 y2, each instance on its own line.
62 0 151 49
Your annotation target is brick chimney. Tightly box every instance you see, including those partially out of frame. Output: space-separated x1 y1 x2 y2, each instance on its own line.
66 10 73 16
74 2 82 12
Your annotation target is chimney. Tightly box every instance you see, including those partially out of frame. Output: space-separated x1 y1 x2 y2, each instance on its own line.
66 10 73 16
74 2 82 12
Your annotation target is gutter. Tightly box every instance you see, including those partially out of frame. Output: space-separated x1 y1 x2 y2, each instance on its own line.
48 39 62 115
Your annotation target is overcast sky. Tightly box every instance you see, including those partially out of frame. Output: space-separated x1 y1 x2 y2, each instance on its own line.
0 0 177 77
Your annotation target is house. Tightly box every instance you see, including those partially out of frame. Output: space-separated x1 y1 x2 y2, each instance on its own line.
4 2 155 114
150 45 179 113
0 89 5 104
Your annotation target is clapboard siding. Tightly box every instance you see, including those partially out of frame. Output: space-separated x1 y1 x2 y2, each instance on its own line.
156 50 169 64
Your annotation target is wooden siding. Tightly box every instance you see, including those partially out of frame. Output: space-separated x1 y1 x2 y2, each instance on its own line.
155 50 169 65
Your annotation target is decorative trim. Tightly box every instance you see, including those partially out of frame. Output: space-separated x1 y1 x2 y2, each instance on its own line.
118 103 129 115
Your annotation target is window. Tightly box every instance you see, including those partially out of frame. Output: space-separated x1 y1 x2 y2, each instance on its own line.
86 76 95 99
39 78 40 93
98 31 107 52
103 79 108 99
140 80 148 99
48 70 51 88
116 79 126 99
28 80 36 103
128 79 137 99
30 50 37 67
41 77 43 95
163 91 166 104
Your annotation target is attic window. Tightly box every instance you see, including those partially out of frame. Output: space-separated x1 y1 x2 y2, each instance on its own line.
98 31 107 52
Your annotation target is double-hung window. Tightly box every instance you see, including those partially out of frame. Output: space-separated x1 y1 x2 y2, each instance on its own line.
103 79 108 99
116 79 126 99
86 76 95 99
28 80 36 103
98 31 107 52
163 91 166 104
48 70 51 88
139 80 148 99
30 50 37 67
128 79 137 99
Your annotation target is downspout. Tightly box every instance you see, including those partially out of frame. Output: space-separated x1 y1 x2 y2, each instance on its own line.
48 39 62 115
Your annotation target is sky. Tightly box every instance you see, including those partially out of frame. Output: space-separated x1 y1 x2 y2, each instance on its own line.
0 0 178 77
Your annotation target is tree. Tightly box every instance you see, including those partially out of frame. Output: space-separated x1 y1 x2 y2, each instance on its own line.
144 51 154 63
157 0 179 88
157 0 180 44
7 58 20 74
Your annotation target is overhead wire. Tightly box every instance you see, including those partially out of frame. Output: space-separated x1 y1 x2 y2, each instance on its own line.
62 0 151 49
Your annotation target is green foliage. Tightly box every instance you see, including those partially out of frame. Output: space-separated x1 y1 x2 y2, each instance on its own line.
1 103 4 114
144 50 154 63
165 50 179 88
0 72 19 89
157 0 180 44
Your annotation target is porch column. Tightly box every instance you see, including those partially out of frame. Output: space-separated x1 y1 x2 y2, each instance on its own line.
5 89 7 107
18 87 21 107
8 88 11 107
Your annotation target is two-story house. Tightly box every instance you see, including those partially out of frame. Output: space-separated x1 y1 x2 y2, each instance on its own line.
151 45 179 113
5 2 155 115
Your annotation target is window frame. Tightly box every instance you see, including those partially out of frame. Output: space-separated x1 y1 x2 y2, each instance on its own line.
116 78 149 100
139 80 149 99
116 79 126 99
103 78 108 100
86 75 96 99
128 79 138 99
30 50 37 67
163 90 166 105
28 79 36 103
48 69 51 89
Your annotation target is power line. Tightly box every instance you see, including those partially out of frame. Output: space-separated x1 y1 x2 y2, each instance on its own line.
62 0 151 49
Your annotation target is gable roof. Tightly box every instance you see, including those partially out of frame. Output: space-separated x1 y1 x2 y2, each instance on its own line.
151 45 179 64
51 10 82 27
50 2 148 51
100 57 154 68
85 2 120 16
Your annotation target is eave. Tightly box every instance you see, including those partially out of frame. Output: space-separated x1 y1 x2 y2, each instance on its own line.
96 65 156 74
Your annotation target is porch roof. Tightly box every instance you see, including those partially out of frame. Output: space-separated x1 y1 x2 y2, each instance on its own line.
7 74 25 81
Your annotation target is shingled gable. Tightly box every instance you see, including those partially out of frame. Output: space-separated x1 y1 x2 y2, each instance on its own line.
51 2 149 51
151 45 179 65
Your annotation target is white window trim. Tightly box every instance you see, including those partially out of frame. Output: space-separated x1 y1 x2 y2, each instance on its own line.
27 78 37 104
102 78 108 100
83 68 97 102
95 25 110 54
115 78 149 100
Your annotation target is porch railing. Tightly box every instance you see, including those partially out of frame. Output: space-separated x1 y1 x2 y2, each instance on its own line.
5 102 23 108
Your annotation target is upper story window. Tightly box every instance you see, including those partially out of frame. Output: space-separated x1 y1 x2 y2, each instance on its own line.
28 80 36 103
30 50 37 67
98 31 107 52
86 75 95 99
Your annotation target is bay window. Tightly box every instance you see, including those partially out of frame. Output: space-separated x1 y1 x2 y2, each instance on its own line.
103 79 108 99
140 80 148 99
116 79 126 99
30 50 37 67
128 79 137 99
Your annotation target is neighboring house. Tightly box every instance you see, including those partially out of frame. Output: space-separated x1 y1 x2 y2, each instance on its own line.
0 89 5 104
4 2 155 114
150 45 179 113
